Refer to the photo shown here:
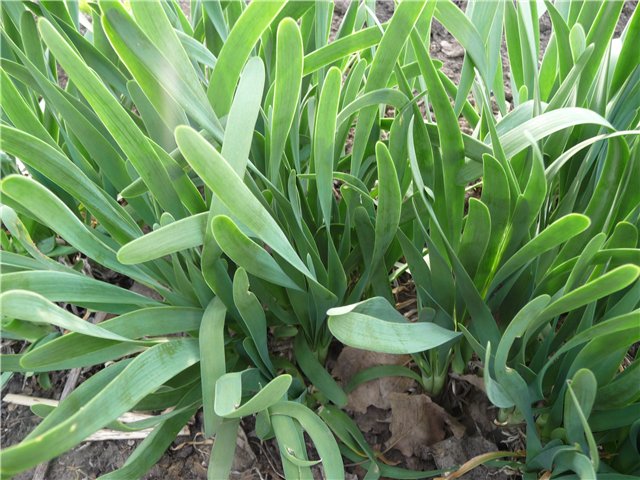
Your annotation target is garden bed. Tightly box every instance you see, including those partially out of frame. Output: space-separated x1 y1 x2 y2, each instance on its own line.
1 1 638 479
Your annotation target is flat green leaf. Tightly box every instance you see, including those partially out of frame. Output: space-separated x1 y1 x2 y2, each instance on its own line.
118 213 207 264
495 295 551 374
458 198 491 279
37 18 185 218
212 215 300 291
222 56 265 174
1 271 161 313
199 298 226 437
345 365 422 393
328 297 461 355
410 27 465 246
351 0 426 174
434 1 490 85
541 265 640 320
294 334 347 407
314 66 342 230
489 214 591 294
207 418 240 480
232 268 275 376
1 175 158 286
371 142 402 266
537 310 640 386
0 290 134 343
20 307 202 371
271 412 312 479
99 387 200 480
207 0 285 116
336 88 409 129
0 339 200 476
610 5 640 96
175 126 310 278
1 41 138 207
303 25 381 76
483 343 516 409
565 369 598 468
107 2 223 139
270 401 345 480
214 372 291 418
270 18 303 182
0 206 69 272
0 126 140 243
499 108 613 158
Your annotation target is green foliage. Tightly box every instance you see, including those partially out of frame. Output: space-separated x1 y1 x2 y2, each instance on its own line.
1 1 639 479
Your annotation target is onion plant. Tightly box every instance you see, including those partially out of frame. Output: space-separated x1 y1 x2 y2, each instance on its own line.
329 1 640 478
1 1 639 479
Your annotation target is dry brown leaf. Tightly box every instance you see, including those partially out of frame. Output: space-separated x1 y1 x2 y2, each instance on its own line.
332 347 415 414
386 393 465 458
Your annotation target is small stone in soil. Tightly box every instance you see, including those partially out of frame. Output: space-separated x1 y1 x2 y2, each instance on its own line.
440 40 465 58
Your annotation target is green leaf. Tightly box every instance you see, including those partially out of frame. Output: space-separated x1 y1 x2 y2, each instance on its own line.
118 213 207 264
0 126 140 243
410 27 465 246
541 265 640 321
175 126 311 278
0 290 135 343
434 1 490 85
129 0 221 137
577 0 624 101
495 295 551 373
0 68 56 148
0 206 69 272
221 56 265 175
545 130 640 181
0 339 200 476
483 343 516 409
1 270 161 313
207 0 285 116
610 5 640 96
314 66 342 230
106 1 222 138
99 386 200 480
20 307 202 371
345 365 422 393
214 372 292 418
351 0 426 175
538 310 640 384
371 142 402 268
271 412 312 479
207 418 240 480
294 334 347 407
328 297 461 355
270 18 303 182
488 214 591 294
232 268 275 377
37 18 186 218
303 26 381 76
212 215 300 291
458 198 491 279
199 298 226 437
499 108 613 158
0 177 158 286
270 401 345 480
2 42 139 207
565 369 598 468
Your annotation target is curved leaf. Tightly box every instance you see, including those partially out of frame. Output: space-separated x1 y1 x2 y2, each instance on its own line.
328 297 460 355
